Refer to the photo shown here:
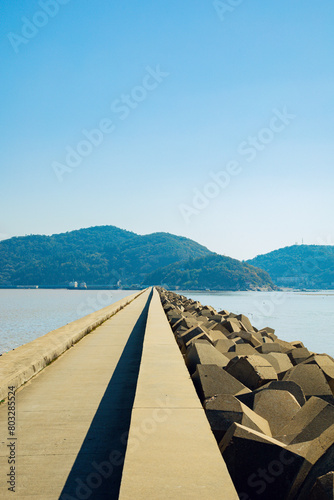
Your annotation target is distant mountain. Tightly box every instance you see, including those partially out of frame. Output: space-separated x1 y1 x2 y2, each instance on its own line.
143 254 274 291
0 225 274 290
0 226 211 287
247 245 334 289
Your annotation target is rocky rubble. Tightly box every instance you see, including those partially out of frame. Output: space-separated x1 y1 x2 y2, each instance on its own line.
157 287 334 500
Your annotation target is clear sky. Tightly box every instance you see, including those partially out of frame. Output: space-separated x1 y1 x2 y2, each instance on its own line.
1 0 333 260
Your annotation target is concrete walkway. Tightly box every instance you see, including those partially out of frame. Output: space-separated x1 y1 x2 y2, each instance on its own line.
119 288 238 499
0 288 152 499
0 287 238 499
0 289 145 402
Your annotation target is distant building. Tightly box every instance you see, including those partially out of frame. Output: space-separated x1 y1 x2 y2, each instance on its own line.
68 281 78 288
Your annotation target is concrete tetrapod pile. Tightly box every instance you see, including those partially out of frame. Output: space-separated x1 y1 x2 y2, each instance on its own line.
157 287 334 500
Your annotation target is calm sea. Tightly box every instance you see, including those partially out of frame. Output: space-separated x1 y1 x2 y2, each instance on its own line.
0 289 333 357
0 289 138 354
182 290 334 357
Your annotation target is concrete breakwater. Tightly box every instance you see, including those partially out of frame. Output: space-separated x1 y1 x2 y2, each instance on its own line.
0 287 238 499
0 289 145 402
157 287 334 500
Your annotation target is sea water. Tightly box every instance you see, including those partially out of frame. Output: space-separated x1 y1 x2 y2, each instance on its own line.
0 289 138 353
0 289 333 357
181 290 334 357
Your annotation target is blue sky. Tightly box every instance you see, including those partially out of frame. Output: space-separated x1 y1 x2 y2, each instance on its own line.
1 0 333 260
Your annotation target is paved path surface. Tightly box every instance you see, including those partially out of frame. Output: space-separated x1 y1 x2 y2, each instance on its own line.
0 288 152 499
0 287 238 499
119 288 238 500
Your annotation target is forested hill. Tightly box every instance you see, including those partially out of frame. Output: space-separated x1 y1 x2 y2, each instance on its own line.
0 225 274 290
0 226 211 287
247 245 334 289
144 254 274 291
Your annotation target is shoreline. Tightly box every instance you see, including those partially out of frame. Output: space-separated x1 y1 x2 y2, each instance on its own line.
1 288 333 357
1 285 334 292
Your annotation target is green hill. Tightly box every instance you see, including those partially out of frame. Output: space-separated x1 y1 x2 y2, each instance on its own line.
0 225 274 290
143 253 274 290
247 245 334 289
0 226 212 287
